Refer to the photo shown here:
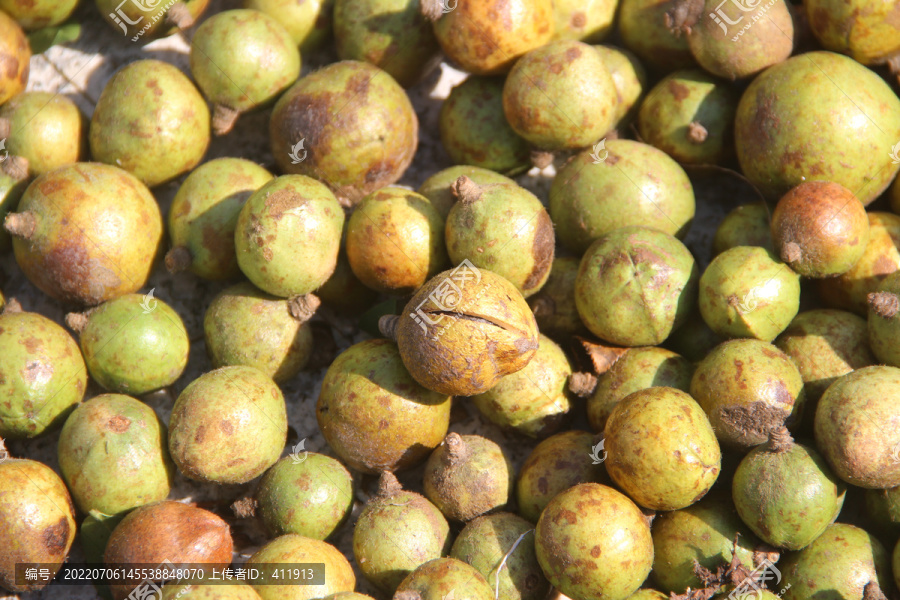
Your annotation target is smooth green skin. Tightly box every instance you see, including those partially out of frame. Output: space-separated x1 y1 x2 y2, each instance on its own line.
353 489 451 593
333 0 439 88
235 175 344 298
57 394 174 517
472 334 572 439
9 163 163 305
815 366 900 489
664 309 723 363
90 60 209 188
163 583 262 600
191 10 300 114
396 558 494 600
168 366 287 484
346 187 448 295
0 92 83 175
0 311 86 439
245 0 334 52
594 45 647 125
257 454 353 541
651 492 766 594
417 166 514 220
316 339 451 473
96 0 209 38
691 338 806 451
450 512 549 600
687 0 793 80
248 534 355 600
169 158 273 281
0 171 27 252
270 61 418 205
618 0 695 72
698 246 801 342
0 12 28 105
204 283 312 383
866 487 900 530
806 0 900 64
588 347 693 433
713 202 774 255
637 69 737 165
550 139 696 254
733 440 844 550
439 77 531 175
552 0 616 42
869 272 900 367
516 430 607 523
0 459 77 593
536 483 653 600
527 256 585 340
575 226 699 346
503 40 617 151
445 183 553 298
316 251 379 314
80 294 189 395
735 52 900 205
605 387 721 511
424 435 514 522
0 0 78 29
781 523 890 600
775 309 874 402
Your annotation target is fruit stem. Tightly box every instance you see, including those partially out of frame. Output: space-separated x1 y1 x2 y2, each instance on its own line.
530 150 554 170
230 496 258 519
2 298 22 314
863 582 887 600
395 592 422 600
376 471 403 498
868 291 899 319
451 176 482 206
0 118 9 140
289 294 321 322
443 432 469 466
165 246 192 274
419 0 444 22
212 103 240 136
687 121 708 144
568 372 598 398
781 241 802 264
579 338 628 374
378 315 400 341
65 312 89 334
1 155 29 181
3 211 36 240
166 2 195 29
766 426 793 453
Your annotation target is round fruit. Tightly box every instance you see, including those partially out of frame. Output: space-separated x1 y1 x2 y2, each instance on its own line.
248 534 355 600
663 308 723 363
168 366 288 484
162 583 263 600
712 202 773 255
805 0 900 65
96 0 209 38
0 91 84 176
594 45 647 127
315 251 379 314
244 0 334 51
0 0 79 29
527 257 586 340
868 272 900 367
89 60 210 188
0 170 27 252
618 0 695 71
395 557 494 600
0 11 29 105
417 166 514 220
552 0 616 42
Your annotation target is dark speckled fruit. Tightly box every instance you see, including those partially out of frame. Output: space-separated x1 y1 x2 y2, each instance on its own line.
618 0 695 72
805 0 900 65
417 166 514 220
0 11 29 105
0 0 78 29
244 0 334 52
868 271 900 367
395 558 494 600
0 92 84 176
248 534 354 600
552 0 616 42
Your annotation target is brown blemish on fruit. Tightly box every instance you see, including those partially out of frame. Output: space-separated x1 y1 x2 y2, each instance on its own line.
43 517 70 554
107 415 131 433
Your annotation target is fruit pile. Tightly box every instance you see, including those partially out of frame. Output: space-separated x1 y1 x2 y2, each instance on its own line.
1 0 900 599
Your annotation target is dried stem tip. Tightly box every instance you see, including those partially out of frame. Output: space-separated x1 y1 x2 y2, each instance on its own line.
868 291 899 319
2 155 29 181
211 103 240 136
419 0 445 22
231 496 258 519
4 211 36 239
2 298 22 314
568 372 598 398
766 426 793 453
451 176 483 206
65 312 89 334
166 2 195 28
781 241 802 264
379 314 400 340
863 582 888 600
289 294 321 322
530 150 554 170
164 246 192 274
443 432 469 465
687 121 708 144
376 471 403 498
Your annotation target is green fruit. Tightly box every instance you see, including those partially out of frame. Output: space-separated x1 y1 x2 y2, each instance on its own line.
527 257 585 340
270 61 417 206
0 0 78 29
552 0 616 42
382 268 539 397
417 166 515 220
535 483 653 600
815 366 900 489
502 38 617 152
0 171 27 252
0 310 86 439
96 0 209 39
0 458 76 593
334 0 440 87
691 338 806 451
626 592 668 600
317 339 451 473
780 523 890 600
866 487 900 531
575 226 699 346
868 272 900 367
439 77 531 175
423 433 514 522
75 293 190 395
594 45 647 126
234 175 344 298
605 387 720 511
472 334 573 439
163 583 262 600
4 163 163 305
248 534 355 600
315 251 379 314
0 91 84 176
516 430 607 523
663 308 723 364
346 186 448 295
58 393 174 516
445 177 554 297
244 0 334 52
395 558 494 600
587 346 693 433
167 158 273 281
353 472 451 593
0 11 28 105
191 9 300 135
256 453 353 540
89 60 210 188
550 140 695 254
637 69 737 164
805 0 900 65
735 51 900 205
733 427 844 551
168 366 287 484
618 0 695 72
450 512 549 600
713 202 774 255
698 246 801 341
